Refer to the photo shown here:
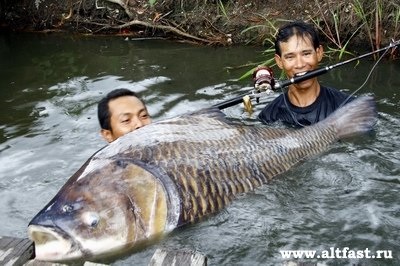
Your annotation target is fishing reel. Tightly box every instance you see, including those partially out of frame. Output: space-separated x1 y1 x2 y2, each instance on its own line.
242 66 276 114
252 65 275 94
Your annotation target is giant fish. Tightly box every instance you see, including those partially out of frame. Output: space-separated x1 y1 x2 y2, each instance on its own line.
28 96 377 262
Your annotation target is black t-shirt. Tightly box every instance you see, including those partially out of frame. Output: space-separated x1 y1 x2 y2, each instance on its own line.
257 86 354 127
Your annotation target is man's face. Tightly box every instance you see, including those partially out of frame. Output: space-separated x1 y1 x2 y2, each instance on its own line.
102 95 151 142
275 35 323 90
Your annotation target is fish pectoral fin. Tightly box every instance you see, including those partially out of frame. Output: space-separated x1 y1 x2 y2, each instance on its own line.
122 163 169 236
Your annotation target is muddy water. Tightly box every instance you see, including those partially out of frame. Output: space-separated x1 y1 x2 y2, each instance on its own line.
0 32 399 265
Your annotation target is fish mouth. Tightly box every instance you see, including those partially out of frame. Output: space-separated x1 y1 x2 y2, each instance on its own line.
28 225 83 262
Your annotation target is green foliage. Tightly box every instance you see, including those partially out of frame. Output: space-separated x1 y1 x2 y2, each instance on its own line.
237 50 276 81
149 0 157 7
388 1 400 38
353 0 375 52
238 17 281 80
309 0 367 60
351 0 399 56
218 0 229 20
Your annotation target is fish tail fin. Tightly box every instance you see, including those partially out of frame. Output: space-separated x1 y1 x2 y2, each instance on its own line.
324 96 377 139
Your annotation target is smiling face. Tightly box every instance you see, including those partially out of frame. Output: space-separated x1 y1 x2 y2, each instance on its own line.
275 34 323 92
101 95 152 143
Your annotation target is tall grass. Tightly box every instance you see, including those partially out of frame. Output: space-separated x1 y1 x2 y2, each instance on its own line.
217 0 229 20
393 5 400 37
312 0 399 59
353 0 376 53
390 3 400 58
238 17 283 80
310 0 362 60
374 0 383 49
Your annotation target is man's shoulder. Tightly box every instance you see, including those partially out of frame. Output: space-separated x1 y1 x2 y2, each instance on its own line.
318 85 356 113
320 85 353 102
322 85 350 97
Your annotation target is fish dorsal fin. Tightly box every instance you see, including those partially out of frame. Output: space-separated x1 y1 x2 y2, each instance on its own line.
182 107 230 123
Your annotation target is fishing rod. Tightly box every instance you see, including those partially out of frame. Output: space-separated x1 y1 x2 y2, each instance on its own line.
214 39 400 110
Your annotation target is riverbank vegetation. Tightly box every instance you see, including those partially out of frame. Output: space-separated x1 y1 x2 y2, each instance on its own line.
1 0 399 60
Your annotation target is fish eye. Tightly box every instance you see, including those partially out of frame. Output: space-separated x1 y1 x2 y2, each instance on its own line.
62 204 73 213
82 212 100 228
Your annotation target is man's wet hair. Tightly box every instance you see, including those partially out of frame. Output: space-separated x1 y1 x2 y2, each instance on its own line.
97 88 145 130
274 20 321 56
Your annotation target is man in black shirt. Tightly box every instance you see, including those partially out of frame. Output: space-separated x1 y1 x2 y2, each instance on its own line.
258 21 353 127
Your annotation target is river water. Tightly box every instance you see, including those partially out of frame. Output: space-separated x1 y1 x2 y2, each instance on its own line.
0 33 399 265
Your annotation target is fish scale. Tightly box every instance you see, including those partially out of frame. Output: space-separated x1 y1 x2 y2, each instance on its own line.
142 126 333 224
127 118 334 224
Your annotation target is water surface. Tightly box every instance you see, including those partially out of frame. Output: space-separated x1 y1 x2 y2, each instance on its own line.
0 33 399 265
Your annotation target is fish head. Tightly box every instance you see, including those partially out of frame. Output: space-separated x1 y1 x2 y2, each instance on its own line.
28 158 178 262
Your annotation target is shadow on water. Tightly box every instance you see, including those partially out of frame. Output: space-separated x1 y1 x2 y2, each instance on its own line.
0 32 399 265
